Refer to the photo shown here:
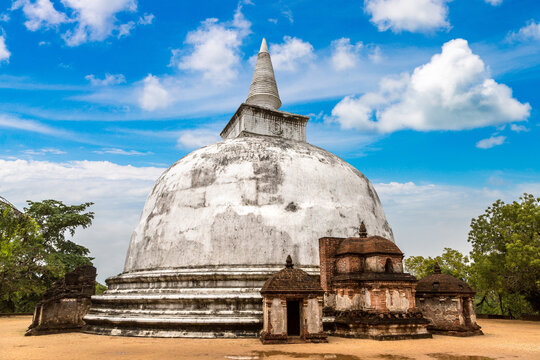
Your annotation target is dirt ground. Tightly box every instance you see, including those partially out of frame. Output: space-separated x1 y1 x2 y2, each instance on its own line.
1 316 539 360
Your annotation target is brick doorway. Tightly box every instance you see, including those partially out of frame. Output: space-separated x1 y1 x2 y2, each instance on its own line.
286 300 300 336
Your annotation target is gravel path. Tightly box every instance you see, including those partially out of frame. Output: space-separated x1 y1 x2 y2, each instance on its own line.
1 316 538 360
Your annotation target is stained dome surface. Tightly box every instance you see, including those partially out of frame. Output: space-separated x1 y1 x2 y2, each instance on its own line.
124 135 393 272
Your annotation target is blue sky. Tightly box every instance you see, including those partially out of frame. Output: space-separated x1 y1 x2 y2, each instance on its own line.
0 0 538 281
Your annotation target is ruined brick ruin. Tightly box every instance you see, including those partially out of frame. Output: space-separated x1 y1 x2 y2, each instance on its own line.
416 263 483 336
26 265 96 336
318 223 431 340
260 255 327 344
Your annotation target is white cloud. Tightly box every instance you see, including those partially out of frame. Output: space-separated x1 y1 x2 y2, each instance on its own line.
94 148 151 155
0 13 10 22
61 0 137 46
485 0 502 5
177 129 220 150
506 20 540 43
0 159 164 282
510 123 529 132
476 135 506 149
85 73 126 86
175 6 250 83
12 0 151 46
0 36 10 62
0 113 67 136
331 38 363 71
137 13 154 25
332 39 531 133
117 21 135 38
11 0 67 31
282 8 293 23
23 148 66 155
374 180 540 257
364 0 450 33
270 36 315 71
139 74 172 111
368 45 382 63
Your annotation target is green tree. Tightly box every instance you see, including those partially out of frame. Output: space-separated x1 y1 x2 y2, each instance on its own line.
24 200 95 287
95 282 107 295
468 193 540 315
404 248 471 281
0 203 46 312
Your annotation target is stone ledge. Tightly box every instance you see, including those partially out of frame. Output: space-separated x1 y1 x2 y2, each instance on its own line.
84 315 263 325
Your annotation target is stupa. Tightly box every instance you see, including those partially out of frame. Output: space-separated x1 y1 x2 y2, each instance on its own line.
83 38 394 338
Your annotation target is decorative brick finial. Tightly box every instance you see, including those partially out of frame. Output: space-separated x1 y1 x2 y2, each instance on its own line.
434 262 441 274
286 255 294 268
359 222 368 238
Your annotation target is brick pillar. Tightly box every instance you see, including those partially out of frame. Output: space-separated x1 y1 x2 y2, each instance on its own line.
318 237 343 293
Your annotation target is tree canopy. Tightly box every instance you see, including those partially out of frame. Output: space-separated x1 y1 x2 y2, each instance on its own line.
0 199 95 312
24 200 95 286
404 247 471 281
405 193 539 317
0 203 45 312
468 193 539 314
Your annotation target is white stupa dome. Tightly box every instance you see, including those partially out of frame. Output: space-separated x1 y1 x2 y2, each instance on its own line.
84 38 394 338
124 135 393 273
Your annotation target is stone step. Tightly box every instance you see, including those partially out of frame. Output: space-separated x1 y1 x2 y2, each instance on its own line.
82 267 297 338
84 314 262 325
88 308 263 317
89 292 262 312
92 292 261 302
105 267 319 292
108 279 267 290
83 324 260 338
104 287 263 295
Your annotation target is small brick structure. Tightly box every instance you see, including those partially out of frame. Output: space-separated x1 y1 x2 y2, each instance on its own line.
260 255 327 344
416 263 483 336
319 223 431 340
26 265 96 336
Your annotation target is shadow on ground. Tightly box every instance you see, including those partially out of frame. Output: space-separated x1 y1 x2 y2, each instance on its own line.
224 351 496 359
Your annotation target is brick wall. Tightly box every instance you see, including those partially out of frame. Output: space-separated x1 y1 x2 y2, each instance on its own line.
318 237 343 292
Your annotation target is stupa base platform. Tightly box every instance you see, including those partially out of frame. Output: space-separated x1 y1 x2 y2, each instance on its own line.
328 310 432 341
428 327 484 337
83 265 319 338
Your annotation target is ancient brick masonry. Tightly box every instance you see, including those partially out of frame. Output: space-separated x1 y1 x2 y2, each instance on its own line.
26 266 96 336
260 256 327 344
416 263 483 336
319 224 431 340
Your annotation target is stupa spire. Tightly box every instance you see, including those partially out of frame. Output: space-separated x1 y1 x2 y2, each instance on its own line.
259 37 269 53
246 38 281 110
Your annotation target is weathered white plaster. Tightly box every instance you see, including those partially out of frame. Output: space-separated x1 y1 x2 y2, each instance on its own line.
363 288 372 308
365 256 381 272
221 104 308 142
306 298 322 334
270 298 285 334
335 292 368 310
124 136 393 272
385 289 410 312
245 38 281 110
